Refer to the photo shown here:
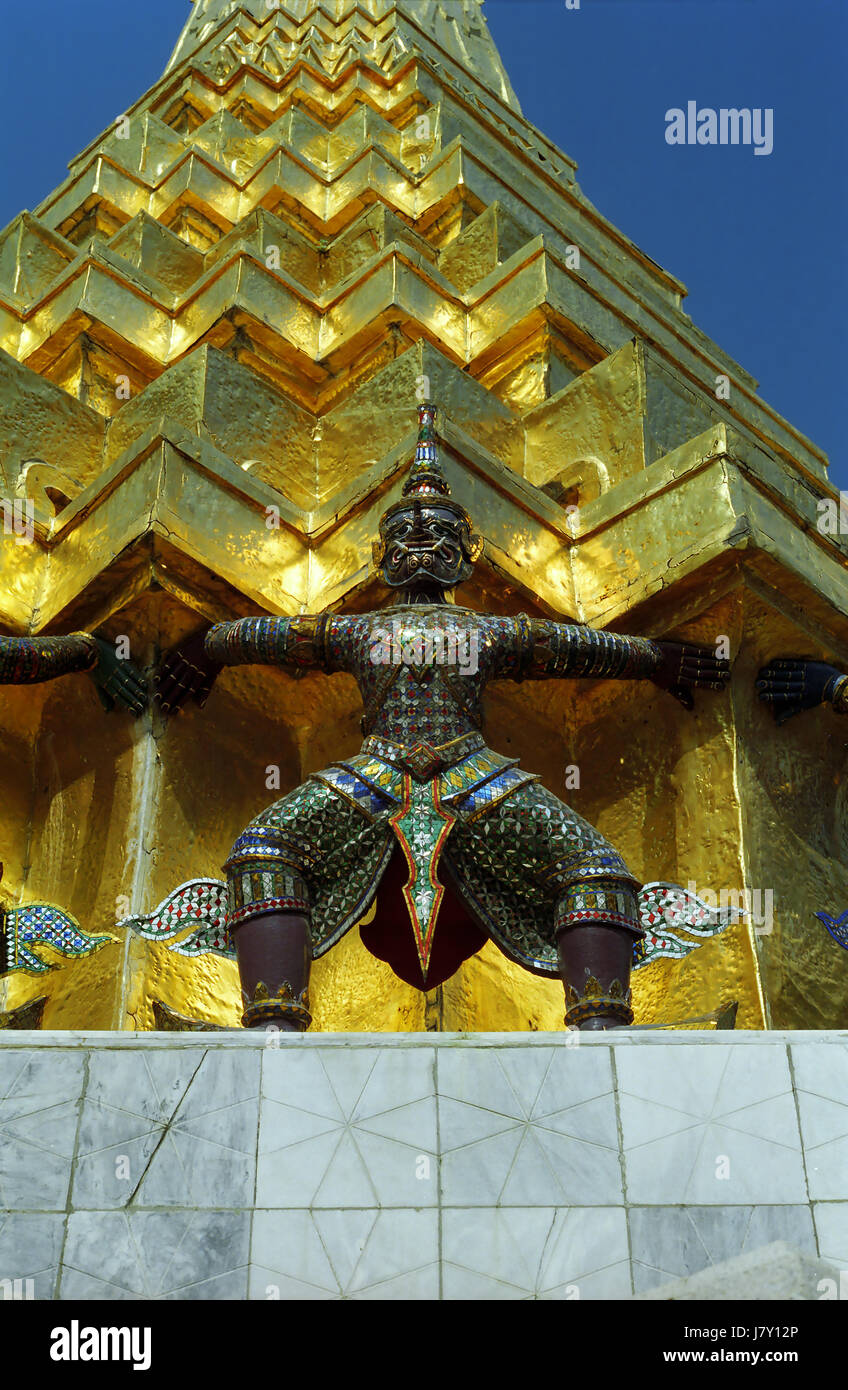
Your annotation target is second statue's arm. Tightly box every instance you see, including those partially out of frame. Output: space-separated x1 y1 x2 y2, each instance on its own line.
0 632 99 684
0 632 147 714
205 615 342 672
503 619 730 708
757 658 848 724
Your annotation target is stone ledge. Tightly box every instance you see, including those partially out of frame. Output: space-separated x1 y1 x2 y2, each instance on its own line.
1 1032 846 1299
1 1029 847 1048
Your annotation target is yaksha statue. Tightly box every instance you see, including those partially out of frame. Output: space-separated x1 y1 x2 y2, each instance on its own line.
159 405 730 1031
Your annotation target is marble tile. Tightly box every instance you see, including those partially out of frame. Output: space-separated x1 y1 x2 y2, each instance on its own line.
0 1100 80 1210
59 1269 144 1301
249 1267 340 1301
3 1035 845 1303
0 1051 85 1124
333 1047 435 1124
437 1047 528 1116
175 1050 261 1124
790 1043 848 1103
537 1262 632 1300
261 1048 347 1115
131 1210 250 1296
0 1050 85 1211
129 1050 260 1207
439 1123 524 1207
251 1209 346 1296
84 1049 203 1125
744 1204 817 1254
132 1119 258 1208
617 1043 794 1116
525 1048 616 1120
792 1082 848 1201
438 1046 620 1207
814 1203 848 1269
258 1127 352 1209
249 1209 438 1298
61 1212 147 1298
257 1048 437 1208
263 1045 436 1121
160 1269 249 1300
789 1043 848 1205
0 1269 58 1301
0 1212 65 1299
629 1205 817 1293
310 1131 383 1209
344 1208 438 1295
60 1210 250 1299
70 1052 240 1210
618 1044 806 1204
71 1103 164 1209
347 1265 440 1300
1 1101 79 1158
442 1207 630 1300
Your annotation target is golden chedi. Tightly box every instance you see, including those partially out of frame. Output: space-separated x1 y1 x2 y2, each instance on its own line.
0 0 845 1032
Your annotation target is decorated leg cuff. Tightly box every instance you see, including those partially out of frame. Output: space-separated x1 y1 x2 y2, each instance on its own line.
555 880 642 938
241 981 312 1030
564 975 634 1028
226 867 310 927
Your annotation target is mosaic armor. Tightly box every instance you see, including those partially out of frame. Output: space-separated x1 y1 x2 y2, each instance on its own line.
0 631 146 716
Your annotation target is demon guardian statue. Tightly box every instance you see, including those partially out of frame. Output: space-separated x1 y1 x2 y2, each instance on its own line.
158 405 730 1031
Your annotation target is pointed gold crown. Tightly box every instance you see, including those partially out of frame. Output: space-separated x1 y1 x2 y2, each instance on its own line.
378 403 473 532
402 402 452 501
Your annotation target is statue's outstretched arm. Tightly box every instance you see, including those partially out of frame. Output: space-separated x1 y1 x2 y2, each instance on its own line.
0 632 98 683
757 657 848 724
204 616 332 670
156 615 353 713
506 619 730 710
0 632 146 714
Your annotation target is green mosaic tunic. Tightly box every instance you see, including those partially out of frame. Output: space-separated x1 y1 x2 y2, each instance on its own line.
208 608 662 980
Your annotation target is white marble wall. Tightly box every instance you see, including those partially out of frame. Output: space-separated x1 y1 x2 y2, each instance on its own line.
0 1031 845 1299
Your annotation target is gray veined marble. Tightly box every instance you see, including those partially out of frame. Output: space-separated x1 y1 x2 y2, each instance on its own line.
0 1030 845 1301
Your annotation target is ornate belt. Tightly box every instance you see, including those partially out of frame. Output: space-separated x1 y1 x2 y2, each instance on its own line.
361 730 486 781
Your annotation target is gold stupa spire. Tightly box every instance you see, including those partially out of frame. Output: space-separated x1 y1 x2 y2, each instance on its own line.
164 0 522 111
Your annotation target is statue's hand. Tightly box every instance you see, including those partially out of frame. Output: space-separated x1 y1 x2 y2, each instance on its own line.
756 657 843 725
88 638 148 716
155 628 221 713
651 641 731 711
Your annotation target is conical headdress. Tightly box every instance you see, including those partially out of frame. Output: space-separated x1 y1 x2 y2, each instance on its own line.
378 404 474 528
401 403 453 501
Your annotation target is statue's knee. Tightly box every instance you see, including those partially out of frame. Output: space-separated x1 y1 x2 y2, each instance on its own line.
224 827 311 929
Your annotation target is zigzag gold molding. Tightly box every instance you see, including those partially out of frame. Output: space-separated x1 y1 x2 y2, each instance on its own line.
4 418 847 652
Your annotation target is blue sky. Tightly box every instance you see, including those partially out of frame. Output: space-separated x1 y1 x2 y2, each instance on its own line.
0 0 844 485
